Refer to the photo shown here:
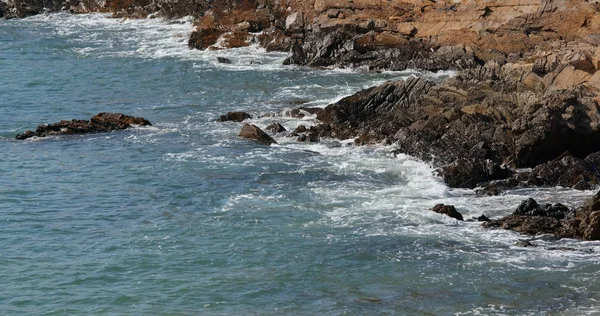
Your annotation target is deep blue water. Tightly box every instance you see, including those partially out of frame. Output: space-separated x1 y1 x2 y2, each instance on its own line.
1 13 600 315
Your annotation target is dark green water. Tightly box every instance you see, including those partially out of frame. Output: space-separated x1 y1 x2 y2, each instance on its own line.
1 12 599 315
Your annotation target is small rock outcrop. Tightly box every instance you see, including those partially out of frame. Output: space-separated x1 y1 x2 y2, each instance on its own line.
239 123 276 146
481 196 600 240
266 122 286 133
218 111 252 122
15 112 151 140
431 204 464 221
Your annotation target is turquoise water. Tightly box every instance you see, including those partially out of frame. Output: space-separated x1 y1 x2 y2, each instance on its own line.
1 13 600 315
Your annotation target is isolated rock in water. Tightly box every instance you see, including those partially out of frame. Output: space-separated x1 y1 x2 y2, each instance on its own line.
431 204 464 221
266 122 286 133
218 111 252 122
89 112 151 129
239 123 276 146
15 112 151 140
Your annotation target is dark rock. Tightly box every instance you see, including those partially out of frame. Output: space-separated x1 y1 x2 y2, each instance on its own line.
476 178 522 196
316 77 435 141
15 112 151 140
239 123 277 146
440 158 512 189
431 204 463 221
286 107 322 119
293 125 308 134
483 215 569 237
266 123 286 133
513 198 575 220
483 197 578 238
306 54 600 190
218 111 252 122
530 152 600 190
283 26 476 71
515 240 537 247
217 57 232 64
0 0 79 18
477 214 491 222
296 133 319 143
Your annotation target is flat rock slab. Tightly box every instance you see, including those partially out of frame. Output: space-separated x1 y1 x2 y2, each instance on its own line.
16 112 151 140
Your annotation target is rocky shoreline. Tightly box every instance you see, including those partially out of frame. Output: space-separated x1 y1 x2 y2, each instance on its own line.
6 0 600 240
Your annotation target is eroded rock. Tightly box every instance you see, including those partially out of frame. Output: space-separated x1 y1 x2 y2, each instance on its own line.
239 123 277 146
15 112 151 140
431 204 464 221
218 111 252 122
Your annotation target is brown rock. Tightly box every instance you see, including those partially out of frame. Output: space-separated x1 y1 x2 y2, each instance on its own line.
216 31 254 49
188 28 225 50
239 124 277 146
266 123 286 133
16 112 151 140
576 191 600 240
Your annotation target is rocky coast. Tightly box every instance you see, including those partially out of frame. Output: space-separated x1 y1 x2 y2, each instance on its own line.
6 0 600 240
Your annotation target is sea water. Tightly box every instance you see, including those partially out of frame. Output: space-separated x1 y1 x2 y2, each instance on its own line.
1 13 599 315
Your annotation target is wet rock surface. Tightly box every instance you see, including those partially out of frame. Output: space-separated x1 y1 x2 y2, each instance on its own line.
431 204 463 221
239 123 276 146
483 193 600 241
15 112 151 140
302 55 600 190
218 111 252 122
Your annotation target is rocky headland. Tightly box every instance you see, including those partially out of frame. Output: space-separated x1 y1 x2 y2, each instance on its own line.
6 0 600 239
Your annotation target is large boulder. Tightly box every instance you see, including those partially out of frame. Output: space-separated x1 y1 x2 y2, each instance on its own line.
15 112 151 140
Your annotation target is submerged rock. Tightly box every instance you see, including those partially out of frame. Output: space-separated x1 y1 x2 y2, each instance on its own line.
15 112 151 140
239 123 276 146
216 57 232 64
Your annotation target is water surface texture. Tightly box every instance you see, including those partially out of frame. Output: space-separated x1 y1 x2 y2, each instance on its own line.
1 13 599 315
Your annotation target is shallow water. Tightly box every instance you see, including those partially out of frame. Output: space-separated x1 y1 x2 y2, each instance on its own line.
1 13 599 315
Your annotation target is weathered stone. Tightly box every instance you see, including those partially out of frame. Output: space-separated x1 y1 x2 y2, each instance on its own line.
239 123 277 146
16 113 151 140
266 122 286 133
217 57 233 64
576 191 600 240
188 28 225 50
431 204 464 221
218 112 252 122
